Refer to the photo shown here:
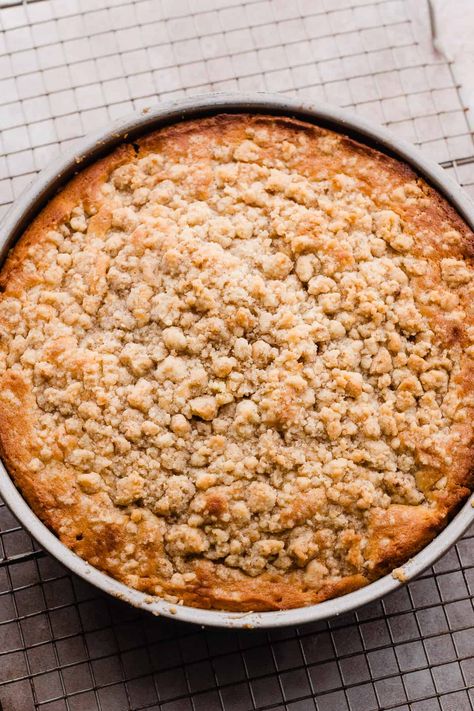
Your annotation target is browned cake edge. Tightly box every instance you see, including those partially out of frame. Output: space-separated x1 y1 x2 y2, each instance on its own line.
0 114 472 611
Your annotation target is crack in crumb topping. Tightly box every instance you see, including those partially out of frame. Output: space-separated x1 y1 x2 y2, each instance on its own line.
0 119 472 594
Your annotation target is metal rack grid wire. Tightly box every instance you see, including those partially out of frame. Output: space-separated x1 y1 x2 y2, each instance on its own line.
0 0 473 710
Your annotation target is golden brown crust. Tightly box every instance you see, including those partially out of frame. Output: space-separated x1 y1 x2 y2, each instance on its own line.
0 145 135 297
0 114 473 611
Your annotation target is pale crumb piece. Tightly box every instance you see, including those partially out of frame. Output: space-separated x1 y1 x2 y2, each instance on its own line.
115 473 145 505
392 567 408 582
295 255 314 282
170 413 191 435
77 472 103 494
262 252 293 279
233 140 261 162
166 524 208 555
304 560 329 590
441 258 471 286
162 326 187 352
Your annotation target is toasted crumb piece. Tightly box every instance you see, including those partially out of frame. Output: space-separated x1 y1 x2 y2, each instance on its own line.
190 396 218 420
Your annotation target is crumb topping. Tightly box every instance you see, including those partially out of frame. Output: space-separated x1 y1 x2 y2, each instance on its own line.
0 117 472 597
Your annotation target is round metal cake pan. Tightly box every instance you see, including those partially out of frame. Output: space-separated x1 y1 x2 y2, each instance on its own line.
0 93 473 629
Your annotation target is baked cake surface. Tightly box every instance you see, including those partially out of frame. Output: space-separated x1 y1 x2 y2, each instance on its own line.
0 114 473 611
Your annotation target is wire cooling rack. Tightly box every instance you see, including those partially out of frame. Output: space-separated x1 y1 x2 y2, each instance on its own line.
1 0 474 709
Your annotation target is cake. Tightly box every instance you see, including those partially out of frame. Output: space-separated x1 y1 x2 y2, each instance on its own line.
0 114 472 611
